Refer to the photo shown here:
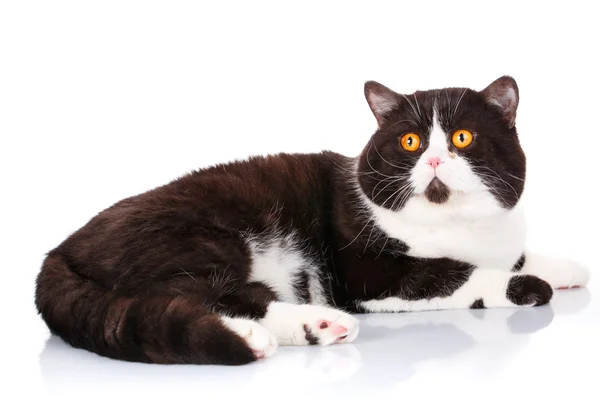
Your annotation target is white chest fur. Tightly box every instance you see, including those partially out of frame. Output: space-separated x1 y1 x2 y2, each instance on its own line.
245 232 328 305
366 191 526 269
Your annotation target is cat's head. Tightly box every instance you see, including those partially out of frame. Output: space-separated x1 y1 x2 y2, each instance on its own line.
356 76 525 214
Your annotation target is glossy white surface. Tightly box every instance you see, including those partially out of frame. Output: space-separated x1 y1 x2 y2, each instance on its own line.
10 288 591 400
2 1 599 399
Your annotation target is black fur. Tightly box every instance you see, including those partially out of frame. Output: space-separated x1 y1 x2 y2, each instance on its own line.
303 324 320 345
512 254 526 272
424 177 451 204
35 77 547 365
360 77 525 209
470 299 485 309
507 275 553 306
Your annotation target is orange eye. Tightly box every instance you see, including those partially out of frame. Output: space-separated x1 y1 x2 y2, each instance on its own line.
452 129 473 149
400 133 421 152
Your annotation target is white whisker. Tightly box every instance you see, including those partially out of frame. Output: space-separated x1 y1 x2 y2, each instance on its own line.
401 93 421 122
473 167 519 199
365 144 398 179
452 88 468 122
382 181 412 208
388 119 420 130
339 216 373 251
371 176 401 199
371 139 414 171
373 178 405 201
413 93 422 118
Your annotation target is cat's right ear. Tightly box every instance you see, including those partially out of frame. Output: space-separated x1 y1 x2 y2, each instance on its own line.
364 81 401 126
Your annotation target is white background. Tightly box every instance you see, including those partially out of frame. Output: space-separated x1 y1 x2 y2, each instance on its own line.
1 1 598 399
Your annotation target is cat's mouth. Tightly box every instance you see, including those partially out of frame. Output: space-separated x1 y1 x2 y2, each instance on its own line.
424 177 451 204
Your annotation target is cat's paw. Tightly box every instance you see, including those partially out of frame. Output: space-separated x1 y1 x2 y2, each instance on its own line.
221 317 277 359
260 302 360 346
553 260 591 290
302 313 359 346
522 253 591 289
506 275 553 306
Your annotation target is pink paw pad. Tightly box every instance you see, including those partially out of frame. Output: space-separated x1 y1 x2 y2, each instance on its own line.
330 323 348 337
317 319 348 342
557 285 581 290
318 320 330 329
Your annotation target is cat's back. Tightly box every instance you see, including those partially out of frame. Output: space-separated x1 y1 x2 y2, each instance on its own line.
85 151 345 220
54 151 347 276
160 150 347 216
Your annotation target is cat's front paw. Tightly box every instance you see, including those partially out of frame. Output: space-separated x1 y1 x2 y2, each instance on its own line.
553 260 591 290
506 275 553 306
260 302 360 346
522 253 591 289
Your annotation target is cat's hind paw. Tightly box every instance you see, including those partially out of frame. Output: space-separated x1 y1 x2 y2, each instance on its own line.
222 317 278 359
260 302 360 346
303 314 360 346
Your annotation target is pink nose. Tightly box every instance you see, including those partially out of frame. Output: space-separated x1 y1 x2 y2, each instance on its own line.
427 157 442 169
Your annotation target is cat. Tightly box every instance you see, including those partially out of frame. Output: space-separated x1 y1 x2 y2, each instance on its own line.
35 76 590 365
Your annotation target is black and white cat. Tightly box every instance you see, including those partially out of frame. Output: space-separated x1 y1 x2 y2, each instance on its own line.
35 76 590 365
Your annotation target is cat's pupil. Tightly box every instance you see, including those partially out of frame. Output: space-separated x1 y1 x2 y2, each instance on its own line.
407 137 412 146
459 133 464 142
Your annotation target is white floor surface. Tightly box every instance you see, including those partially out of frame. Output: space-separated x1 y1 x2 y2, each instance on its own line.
9 286 596 400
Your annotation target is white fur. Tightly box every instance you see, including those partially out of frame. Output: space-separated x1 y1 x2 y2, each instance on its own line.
366 193 526 269
357 108 591 311
221 316 277 358
360 268 524 312
488 87 517 110
367 90 397 116
259 302 359 346
362 110 526 269
246 232 325 304
308 274 328 305
506 88 516 101
410 113 491 195
521 252 591 289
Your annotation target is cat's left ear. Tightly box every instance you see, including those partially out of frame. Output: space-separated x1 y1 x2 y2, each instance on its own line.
482 76 519 128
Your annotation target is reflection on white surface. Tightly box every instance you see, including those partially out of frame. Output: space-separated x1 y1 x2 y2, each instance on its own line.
38 289 593 398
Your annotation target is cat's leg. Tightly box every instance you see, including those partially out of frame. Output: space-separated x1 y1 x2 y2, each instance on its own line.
218 295 360 347
259 302 360 346
38 251 280 365
202 281 359 347
515 252 591 290
359 266 553 312
152 279 281 360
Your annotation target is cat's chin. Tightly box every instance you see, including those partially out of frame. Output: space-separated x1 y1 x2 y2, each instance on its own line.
424 177 451 204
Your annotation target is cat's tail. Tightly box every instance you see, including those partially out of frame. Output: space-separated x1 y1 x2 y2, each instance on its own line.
34 251 257 365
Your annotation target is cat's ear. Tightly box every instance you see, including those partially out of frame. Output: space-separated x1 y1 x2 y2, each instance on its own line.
482 76 519 128
364 81 401 126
